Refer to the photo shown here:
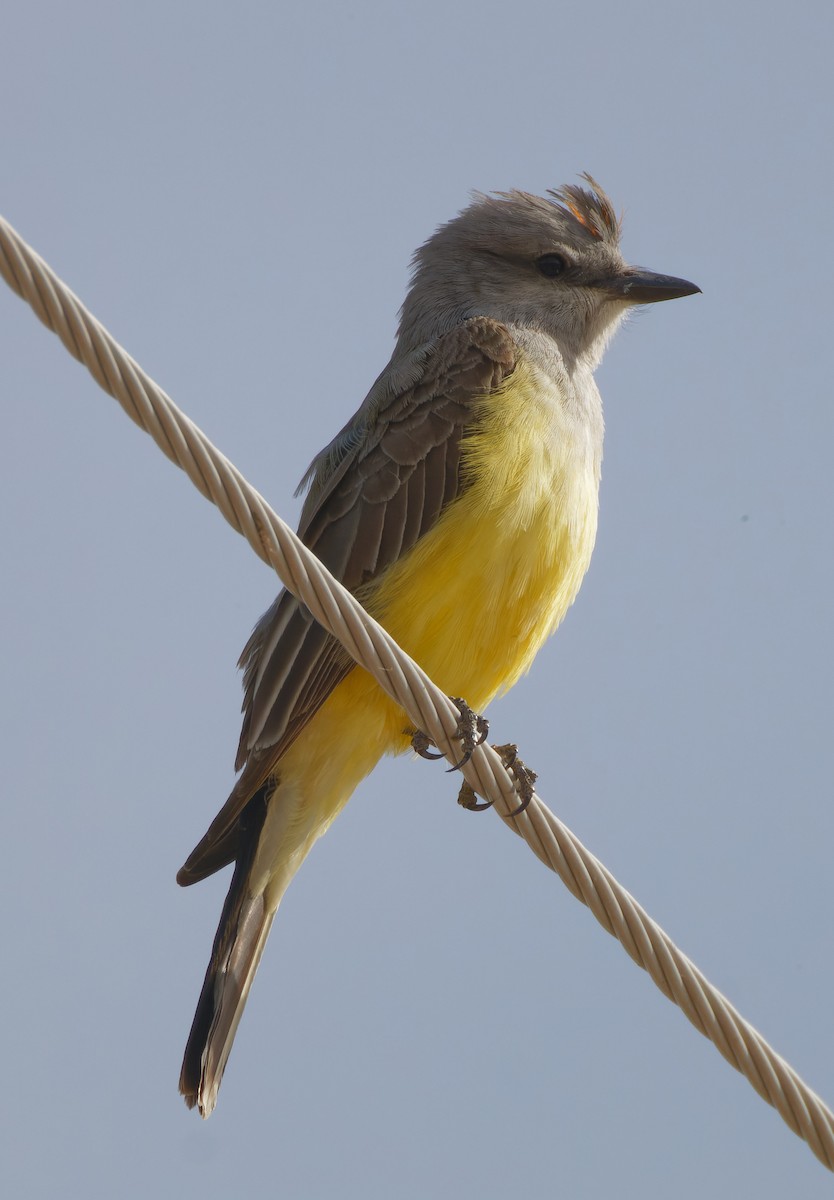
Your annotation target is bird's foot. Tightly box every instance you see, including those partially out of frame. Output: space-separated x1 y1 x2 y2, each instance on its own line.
494 743 538 814
410 697 489 771
456 781 493 812
457 743 538 816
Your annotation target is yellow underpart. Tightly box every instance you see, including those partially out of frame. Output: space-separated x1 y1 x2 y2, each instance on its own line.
256 360 600 904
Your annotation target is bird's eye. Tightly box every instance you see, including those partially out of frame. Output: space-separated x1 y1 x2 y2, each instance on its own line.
536 253 567 279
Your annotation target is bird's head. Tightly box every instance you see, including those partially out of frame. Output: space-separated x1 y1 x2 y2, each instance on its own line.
397 174 699 369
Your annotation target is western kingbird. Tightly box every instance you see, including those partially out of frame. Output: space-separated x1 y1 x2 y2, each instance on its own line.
177 175 699 1116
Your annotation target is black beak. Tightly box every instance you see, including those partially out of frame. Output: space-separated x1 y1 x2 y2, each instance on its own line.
599 269 701 304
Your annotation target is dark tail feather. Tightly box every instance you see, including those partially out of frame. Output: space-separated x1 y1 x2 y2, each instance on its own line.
179 796 273 1118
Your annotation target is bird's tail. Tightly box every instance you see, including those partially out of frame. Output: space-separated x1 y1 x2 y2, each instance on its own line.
179 801 274 1118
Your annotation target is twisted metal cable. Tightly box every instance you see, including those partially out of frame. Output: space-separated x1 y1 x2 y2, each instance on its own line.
2 212 832 1171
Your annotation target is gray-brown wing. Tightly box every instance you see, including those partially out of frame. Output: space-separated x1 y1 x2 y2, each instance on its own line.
177 317 516 884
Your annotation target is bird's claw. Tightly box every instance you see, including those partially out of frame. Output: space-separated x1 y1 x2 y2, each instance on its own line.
410 697 489 770
412 705 535 817
492 743 538 816
411 729 446 761
457 781 493 811
444 697 489 771
457 743 538 815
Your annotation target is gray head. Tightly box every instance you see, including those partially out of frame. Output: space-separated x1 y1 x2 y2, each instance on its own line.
396 174 699 369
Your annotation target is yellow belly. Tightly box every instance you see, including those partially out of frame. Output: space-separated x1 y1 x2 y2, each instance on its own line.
366 362 598 706
277 362 599 791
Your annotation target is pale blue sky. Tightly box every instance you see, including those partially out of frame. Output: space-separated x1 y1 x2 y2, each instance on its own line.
2 2 833 1196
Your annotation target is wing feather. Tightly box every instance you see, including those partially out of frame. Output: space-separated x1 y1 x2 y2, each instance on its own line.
178 317 516 884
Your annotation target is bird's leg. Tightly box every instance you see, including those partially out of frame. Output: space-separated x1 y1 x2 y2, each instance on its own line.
457 743 538 817
409 697 489 770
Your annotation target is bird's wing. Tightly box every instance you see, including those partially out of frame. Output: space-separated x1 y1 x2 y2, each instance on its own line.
177 316 516 884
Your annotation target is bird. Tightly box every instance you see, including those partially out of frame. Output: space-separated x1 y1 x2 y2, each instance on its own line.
177 175 700 1116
